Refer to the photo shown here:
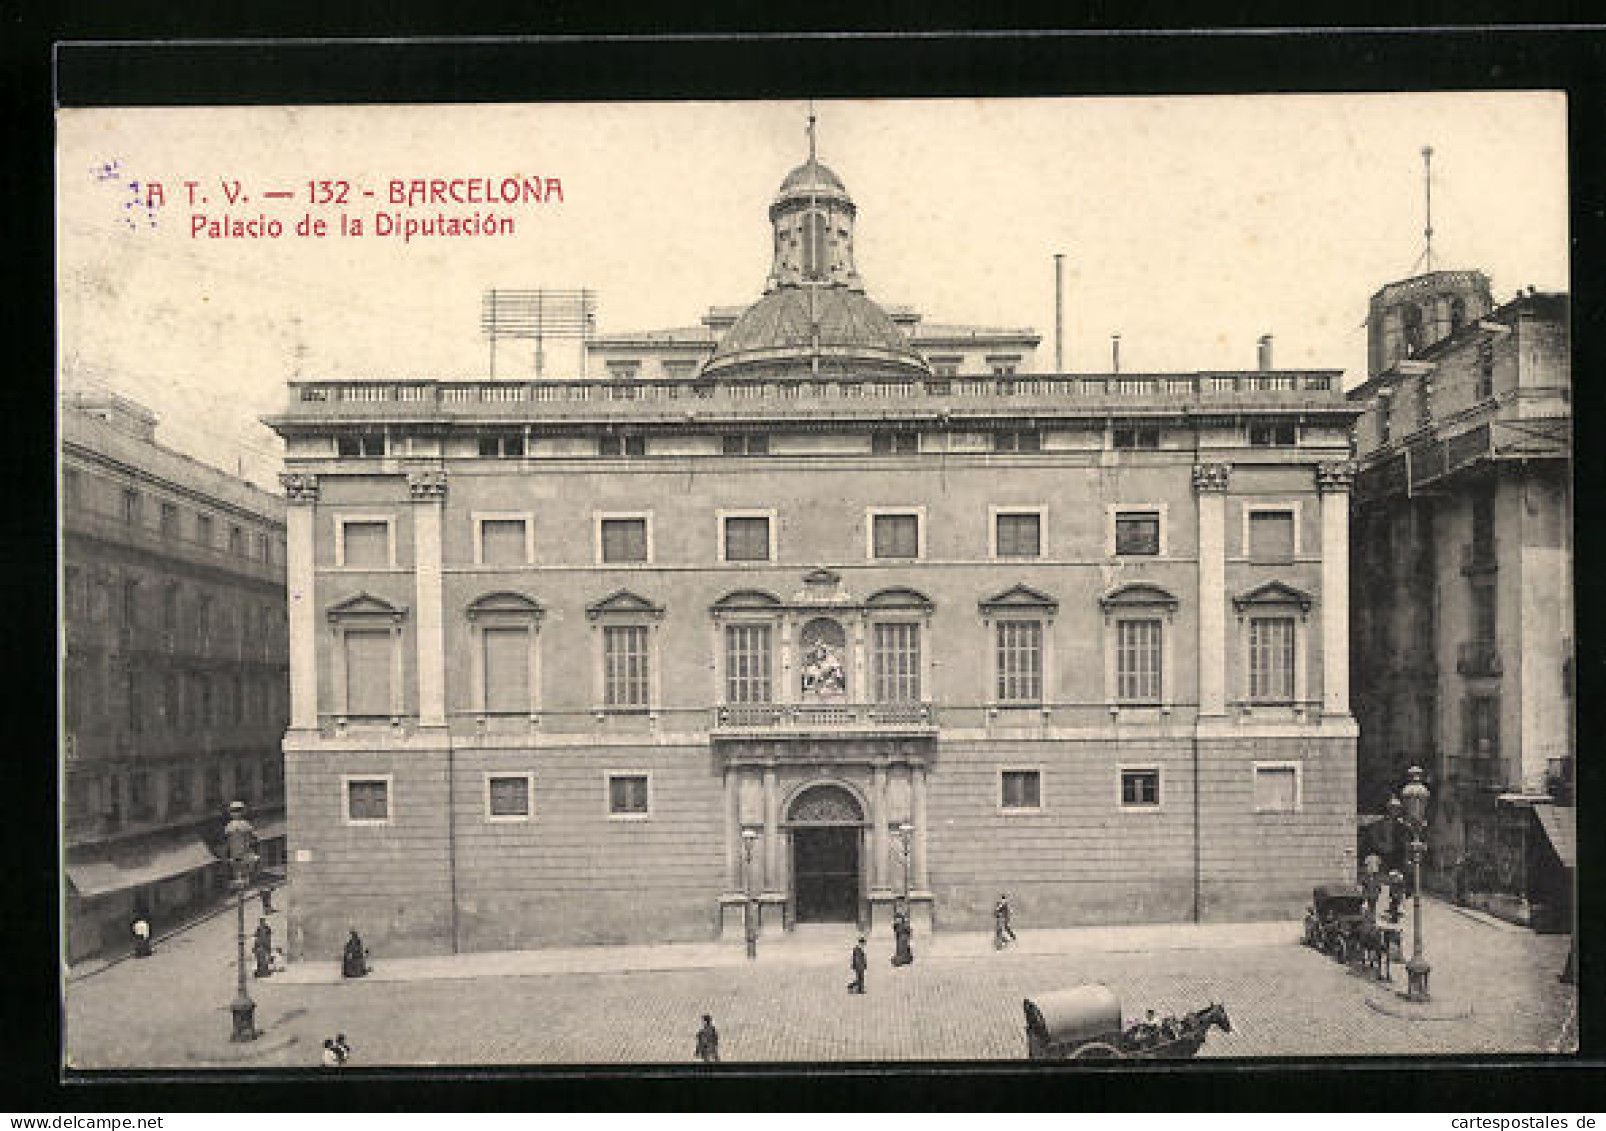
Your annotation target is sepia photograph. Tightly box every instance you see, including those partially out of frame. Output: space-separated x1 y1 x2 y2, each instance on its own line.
56 90 1576 1070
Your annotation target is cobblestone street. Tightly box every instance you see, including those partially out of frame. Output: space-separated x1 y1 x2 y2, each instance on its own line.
65 895 1575 1068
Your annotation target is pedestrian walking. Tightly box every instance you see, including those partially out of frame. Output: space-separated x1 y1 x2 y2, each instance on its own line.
260 886 274 915
1361 853 1383 918
334 1033 352 1063
342 928 369 978
131 916 152 958
694 1014 720 1063
253 918 273 978
993 893 1017 949
321 1039 343 1068
891 909 913 967
848 936 867 994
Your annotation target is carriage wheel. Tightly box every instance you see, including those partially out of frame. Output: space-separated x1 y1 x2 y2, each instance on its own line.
1072 1042 1122 1060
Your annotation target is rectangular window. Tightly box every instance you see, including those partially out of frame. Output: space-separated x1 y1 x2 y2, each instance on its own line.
1249 422 1297 447
600 518 649 563
1115 512 1161 556
1253 765 1300 812
995 620 1043 703
1471 583 1497 644
1117 619 1162 703
930 359 960 377
1113 426 1160 450
598 435 647 457
605 360 641 380
160 502 179 537
722 434 770 456
723 516 771 562
990 359 1019 376
608 773 650 817
197 595 213 647
483 626 531 713
121 488 141 524
993 431 1041 452
1121 768 1161 808
871 432 919 455
125 669 141 733
1476 340 1495 400
346 778 390 823
487 774 532 820
341 520 391 568
724 624 774 703
129 770 153 819
1249 510 1296 563
167 768 191 814
1001 770 1041 811
995 512 1041 558
196 513 214 547
336 433 386 458
229 525 244 555
344 629 393 717
63 467 80 509
121 579 140 632
662 360 698 379
873 622 921 702
603 625 650 708
1471 492 1495 556
872 513 920 559
204 765 222 807
479 518 529 566
1249 617 1296 701
1467 695 1500 756
478 434 526 458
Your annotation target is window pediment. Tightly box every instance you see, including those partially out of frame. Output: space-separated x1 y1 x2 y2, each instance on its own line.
326 591 407 623
467 591 544 621
710 589 784 615
1098 582 1179 614
1232 580 1314 614
865 587 934 611
586 588 665 621
979 583 1058 616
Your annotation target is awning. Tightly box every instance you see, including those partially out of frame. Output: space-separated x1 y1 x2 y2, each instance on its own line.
1534 805 1576 870
66 838 221 899
254 816 287 842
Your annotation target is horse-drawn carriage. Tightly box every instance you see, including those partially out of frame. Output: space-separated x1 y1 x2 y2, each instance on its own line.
1023 984 1232 1060
1303 884 1396 979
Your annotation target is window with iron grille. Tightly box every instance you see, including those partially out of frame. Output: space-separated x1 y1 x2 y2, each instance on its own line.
1001 770 1041 810
872 513 920 559
993 431 1042 452
346 778 390 822
478 434 526 457
1121 769 1161 807
600 518 648 563
723 516 771 562
603 625 650 708
871 432 919 455
1116 619 1162 703
598 434 646 457
722 434 770 456
872 622 921 702
1253 765 1299 812
995 620 1043 703
487 774 532 819
336 433 386 458
724 624 773 703
608 773 650 816
995 512 1041 558
1249 617 1296 701
1114 512 1161 556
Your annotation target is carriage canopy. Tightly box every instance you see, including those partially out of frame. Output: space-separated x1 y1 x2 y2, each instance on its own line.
1023 984 1123 1046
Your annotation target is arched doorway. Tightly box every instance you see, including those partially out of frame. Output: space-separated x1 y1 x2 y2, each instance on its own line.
787 783 864 924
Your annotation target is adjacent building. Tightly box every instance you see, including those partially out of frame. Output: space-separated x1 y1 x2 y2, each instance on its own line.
61 389 290 962
1348 271 1573 929
266 139 1362 960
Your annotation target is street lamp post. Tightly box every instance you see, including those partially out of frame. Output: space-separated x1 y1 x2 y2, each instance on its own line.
222 800 260 1042
1400 767 1433 1002
741 827 759 961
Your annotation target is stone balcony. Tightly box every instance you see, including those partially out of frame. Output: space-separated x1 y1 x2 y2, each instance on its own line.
711 700 937 737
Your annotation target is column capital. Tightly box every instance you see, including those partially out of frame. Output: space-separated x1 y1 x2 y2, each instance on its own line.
279 472 320 503
407 468 448 501
1316 461 1356 494
1192 463 1232 494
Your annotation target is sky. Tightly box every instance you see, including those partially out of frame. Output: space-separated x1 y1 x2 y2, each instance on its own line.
56 94 1569 485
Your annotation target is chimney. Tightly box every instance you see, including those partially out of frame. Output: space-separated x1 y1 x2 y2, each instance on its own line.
1257 334 1274 372
1111 333 1121 374
1053 253 1065 372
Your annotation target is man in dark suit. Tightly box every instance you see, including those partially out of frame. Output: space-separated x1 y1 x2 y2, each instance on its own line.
848 936 867 994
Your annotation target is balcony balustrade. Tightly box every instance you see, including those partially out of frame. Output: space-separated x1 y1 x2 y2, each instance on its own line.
712 700 936 734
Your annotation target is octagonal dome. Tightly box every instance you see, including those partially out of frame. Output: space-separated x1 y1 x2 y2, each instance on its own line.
701 285 929 379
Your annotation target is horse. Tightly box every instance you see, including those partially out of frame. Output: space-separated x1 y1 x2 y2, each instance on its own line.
1178 1001 1233 1040
1355 919 1392 981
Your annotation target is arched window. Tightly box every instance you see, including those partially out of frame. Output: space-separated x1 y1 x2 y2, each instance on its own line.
1401 304 1424 356
1450 296 1467 331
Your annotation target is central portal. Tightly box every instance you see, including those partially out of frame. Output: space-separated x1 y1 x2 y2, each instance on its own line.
792 827 860 922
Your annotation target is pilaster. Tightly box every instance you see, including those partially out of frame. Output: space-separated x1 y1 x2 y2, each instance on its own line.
1193 463 1230 717
408 468 448 728
1317 461 1354 717
280 472 319 731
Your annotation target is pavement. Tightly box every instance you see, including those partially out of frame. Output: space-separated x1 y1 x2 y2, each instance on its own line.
63 891 1576 1069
